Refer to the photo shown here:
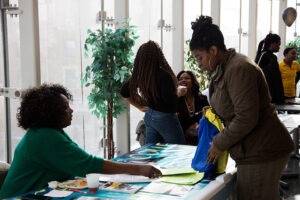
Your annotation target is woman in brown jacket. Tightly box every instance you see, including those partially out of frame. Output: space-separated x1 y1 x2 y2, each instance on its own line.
190 15 294 200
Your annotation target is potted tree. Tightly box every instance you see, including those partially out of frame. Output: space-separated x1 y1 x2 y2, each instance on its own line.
82 21 138 159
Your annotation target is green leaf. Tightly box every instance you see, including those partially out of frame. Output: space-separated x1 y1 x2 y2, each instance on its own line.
83 18 138 121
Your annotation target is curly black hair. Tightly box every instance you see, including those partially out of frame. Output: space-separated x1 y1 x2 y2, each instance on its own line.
17 83 73 129
176 70 200 96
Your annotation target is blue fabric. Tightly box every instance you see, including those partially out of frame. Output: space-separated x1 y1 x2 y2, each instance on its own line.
191 117 219 177
144 108 186 144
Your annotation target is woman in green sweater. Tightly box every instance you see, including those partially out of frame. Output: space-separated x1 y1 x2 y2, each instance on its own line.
0 83 161 199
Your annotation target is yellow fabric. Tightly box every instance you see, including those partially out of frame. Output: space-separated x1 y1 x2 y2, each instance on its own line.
205 108 229 174
279 60 300 97
205 108 223 131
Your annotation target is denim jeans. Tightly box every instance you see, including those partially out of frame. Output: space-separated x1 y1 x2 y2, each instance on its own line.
144 108 186 144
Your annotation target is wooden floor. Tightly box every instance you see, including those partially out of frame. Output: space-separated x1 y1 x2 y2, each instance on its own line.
282 156 300 200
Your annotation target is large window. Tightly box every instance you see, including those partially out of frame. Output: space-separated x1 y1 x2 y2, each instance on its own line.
129 0 161 48
38 0 106 156
4 0 23 162
184 0 201 52
220 0 249 55
220 0 241 51
257 0 280 48
0 7 7 161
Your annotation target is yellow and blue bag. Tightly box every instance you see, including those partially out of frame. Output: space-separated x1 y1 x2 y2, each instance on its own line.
191 108 228 178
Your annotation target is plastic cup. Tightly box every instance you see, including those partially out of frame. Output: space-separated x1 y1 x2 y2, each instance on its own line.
86 173 100 194
177 85 187 96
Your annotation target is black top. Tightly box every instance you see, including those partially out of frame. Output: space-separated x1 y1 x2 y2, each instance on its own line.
120 68 178 113
255 51 285 104
177 93 209 131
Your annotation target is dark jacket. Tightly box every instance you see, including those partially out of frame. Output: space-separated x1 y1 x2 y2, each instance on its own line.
177 93 209 145
210 49 294 165
177 93 209 131
120 68 178 113
256 51 285 104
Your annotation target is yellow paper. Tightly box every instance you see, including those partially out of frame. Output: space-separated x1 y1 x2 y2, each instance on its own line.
161 167 197 176
160 172 204 185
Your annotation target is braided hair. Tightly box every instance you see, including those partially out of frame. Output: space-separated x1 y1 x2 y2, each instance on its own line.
129 40 178 104
190 15 226 51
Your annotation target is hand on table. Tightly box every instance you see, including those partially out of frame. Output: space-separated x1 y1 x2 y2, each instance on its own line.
141 165 162 179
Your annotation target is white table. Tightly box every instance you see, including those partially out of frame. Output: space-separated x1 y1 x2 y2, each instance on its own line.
275 104 300 113
114 144 237 200
278 114 300 159
285 98 300 105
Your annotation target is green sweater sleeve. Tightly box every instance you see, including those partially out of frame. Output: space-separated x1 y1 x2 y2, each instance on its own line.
28 128 104 177
0 128 105 199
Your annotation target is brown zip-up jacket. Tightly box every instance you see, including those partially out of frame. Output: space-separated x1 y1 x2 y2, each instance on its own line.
210 49 294 165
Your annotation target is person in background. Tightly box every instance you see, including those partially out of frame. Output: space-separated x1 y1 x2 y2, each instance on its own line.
255 33 285 104
279 47 300 99
190 15 294 200
176 70 209 145
0 83 162 199
120 40 186 145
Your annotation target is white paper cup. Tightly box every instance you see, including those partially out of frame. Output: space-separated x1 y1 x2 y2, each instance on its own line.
177 85 187 96
86 173 100 194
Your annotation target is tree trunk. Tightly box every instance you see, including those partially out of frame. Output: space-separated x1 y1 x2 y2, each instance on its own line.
107 99 114 159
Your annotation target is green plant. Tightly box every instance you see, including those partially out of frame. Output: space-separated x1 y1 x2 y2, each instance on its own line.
82 21 138 159
184 39 211 91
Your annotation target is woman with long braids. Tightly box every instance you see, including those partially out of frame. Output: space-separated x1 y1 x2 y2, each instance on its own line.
255 33 285 104
120 40 186 144
190 15 293 200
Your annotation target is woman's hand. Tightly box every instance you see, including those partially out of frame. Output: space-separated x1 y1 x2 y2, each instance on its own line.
139 106 149 112
139 165 162 178
177 85 188 97
207 142 222 164
125 98 148 112
202 106 212 118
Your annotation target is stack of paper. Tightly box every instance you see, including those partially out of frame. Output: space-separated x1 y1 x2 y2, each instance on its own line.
141 181 193 197
99 182 143 193
160 167 204 185
99 174 153 183
140 167 203 196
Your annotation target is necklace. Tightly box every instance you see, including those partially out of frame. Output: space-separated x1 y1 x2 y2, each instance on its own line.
184 96 195 117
